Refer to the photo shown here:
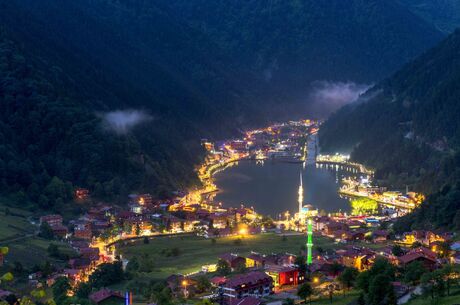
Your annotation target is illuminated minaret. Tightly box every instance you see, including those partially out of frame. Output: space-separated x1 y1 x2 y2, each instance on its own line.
306 219 313 265
298 172 303 216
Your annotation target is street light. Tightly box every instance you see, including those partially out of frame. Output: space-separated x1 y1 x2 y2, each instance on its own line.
182 279 188 298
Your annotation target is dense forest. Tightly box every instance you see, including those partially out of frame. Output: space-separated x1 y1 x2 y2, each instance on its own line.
159 0 444 116
399 0 460 33
0 31 204 210
320 30 460 231
0 0 450 210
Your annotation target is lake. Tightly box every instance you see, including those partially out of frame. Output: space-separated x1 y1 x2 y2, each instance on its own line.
214 161 359 218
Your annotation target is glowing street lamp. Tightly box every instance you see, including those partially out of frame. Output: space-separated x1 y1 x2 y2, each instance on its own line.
182 279 188 298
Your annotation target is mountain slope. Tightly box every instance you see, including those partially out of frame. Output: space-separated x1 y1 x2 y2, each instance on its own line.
399 0 460 33
319 30 460 231
160 0 444 94
0 0 449 209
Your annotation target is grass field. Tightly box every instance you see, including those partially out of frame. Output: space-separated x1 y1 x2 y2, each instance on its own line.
406 287 460 305
6 237 77 267
313 290 359 305
0 206 34 241
117 233 336 280
0 203 76 268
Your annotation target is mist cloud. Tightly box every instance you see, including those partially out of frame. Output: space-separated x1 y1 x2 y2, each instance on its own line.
309 81 371 117
101 110 153 134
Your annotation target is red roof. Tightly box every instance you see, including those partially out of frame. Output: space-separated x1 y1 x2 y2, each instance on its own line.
247 253 265 263
408 247 437 259
265 265 297 273
398 252 437 265
224 271 272 288
89 288 124 304
210 276 227 285
219 253 244 263
40 214 62 222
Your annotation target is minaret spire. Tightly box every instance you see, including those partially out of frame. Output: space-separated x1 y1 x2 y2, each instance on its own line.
298 172 303 216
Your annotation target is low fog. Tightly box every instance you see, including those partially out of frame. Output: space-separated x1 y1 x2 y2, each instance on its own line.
308 81 371 118
101 110 153 134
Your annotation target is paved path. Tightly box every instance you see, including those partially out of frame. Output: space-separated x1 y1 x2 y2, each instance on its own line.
398 285 422 304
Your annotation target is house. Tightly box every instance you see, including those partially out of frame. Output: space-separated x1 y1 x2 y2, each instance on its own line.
137 194 153 206
277 254 297 267
40 214 63 227
310 262 343 277
337 247 375 271
403 230 445 246
89 288 124 305
69 258 92 271
210 276 227 287
246 253 265 268
219 253 247 270
162 215 183 232
74 226 93 240
324 221 349 236
70 240 90 250
372 230 389 243
265 265 304 287
79 247 100 261
314 216 330 232
222 271 273 301
51 225 68 238
63 269 81 283
75 188 90 200
209 213 233 229
398 248 437 270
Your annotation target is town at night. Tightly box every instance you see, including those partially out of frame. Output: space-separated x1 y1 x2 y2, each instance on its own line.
2 1 460 305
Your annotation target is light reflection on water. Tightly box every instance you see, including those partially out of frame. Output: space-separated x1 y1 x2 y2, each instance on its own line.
214 161 359 218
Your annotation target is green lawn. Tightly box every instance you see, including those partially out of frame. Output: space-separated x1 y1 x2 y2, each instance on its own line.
117 233 335 280
405 287 460 305
313 290 359 305
5 237 77 267
0 203 76 268
0 206 34 241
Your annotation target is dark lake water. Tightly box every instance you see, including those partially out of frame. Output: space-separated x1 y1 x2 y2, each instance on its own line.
214 161 358 217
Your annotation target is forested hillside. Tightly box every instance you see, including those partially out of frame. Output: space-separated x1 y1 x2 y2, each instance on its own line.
400 0 460 33
0 0 448 210
159 0 443 102
319 30 460 231
0 32 204 209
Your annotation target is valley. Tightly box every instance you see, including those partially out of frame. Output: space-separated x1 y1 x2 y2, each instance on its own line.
2 1 460 305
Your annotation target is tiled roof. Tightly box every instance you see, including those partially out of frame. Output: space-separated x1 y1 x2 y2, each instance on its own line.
398 252 436 264
224 271 272 288
89 288 123 303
